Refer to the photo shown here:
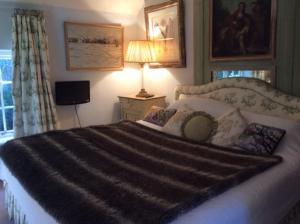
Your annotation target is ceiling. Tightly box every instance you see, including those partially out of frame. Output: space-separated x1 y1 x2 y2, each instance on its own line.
0 0 144 16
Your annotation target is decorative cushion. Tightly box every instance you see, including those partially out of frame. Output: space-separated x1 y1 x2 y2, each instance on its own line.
162 107 194 136
211 109 248 146
233 123 286 155
181 111 218 142
143 106 176 126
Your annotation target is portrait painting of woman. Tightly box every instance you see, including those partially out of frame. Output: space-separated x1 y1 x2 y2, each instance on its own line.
210 0 276 61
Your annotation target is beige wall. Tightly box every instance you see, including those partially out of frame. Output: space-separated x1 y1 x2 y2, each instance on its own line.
46 6 141 129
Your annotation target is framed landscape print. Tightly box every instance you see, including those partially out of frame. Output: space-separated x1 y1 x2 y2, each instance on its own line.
144 0 186 68
210 0 276 61
64 22 124 71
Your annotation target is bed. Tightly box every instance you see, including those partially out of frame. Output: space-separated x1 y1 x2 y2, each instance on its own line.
1 78 300 224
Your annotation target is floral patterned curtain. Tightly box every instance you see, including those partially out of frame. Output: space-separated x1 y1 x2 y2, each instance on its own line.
12 9 57 138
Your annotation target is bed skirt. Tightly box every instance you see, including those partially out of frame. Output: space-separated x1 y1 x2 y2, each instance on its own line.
3 180 300 224
4 182 28 224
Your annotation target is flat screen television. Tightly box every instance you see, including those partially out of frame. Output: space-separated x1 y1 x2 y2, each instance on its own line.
55 81 90 105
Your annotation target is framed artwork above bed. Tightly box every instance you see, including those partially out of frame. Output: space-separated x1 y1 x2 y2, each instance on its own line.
210 0 277 61
64 22 124 71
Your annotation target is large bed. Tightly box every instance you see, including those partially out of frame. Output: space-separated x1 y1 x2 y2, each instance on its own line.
1 78 300 224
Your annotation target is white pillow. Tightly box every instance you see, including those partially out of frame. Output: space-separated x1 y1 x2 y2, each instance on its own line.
162 107 194 137
211 109 248 147
241 110 299 131
168 97 234 118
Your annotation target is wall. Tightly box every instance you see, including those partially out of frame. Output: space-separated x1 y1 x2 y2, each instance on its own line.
194 0 300 96
141 0 194 105
0 1 143 130
0 0 144 16
276 0 300 96
0 7 12 49
46 6 141 129
293 0 300 96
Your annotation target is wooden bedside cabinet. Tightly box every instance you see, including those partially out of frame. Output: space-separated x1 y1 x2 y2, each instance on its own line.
118 95 166 121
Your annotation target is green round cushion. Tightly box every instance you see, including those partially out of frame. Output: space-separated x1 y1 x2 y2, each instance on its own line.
181 111 217 142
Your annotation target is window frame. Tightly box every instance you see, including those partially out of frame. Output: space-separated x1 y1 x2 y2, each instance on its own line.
0 50 14 137
210 67 276 85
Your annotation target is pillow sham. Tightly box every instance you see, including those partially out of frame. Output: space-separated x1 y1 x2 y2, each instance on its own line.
143 106 177 127
181 111 218 142
162 108 194 136
168 97 234 118
240 110 300 154
241 110 300 132
233 123 286 155
211 109 248 147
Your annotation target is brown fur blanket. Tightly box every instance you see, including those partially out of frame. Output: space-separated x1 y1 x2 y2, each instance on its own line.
0 121 281 224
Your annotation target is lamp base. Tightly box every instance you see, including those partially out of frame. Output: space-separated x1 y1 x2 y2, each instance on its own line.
136 89 154 98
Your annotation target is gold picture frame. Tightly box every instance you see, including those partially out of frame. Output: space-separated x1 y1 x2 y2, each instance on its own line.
144 0 186 68
64 22 124 71
209 0 277 61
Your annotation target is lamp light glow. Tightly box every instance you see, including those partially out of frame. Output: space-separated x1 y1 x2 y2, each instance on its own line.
125 40 157 98
125 40 157 64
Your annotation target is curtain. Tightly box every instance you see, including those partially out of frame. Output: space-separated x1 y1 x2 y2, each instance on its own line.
12 9 57 138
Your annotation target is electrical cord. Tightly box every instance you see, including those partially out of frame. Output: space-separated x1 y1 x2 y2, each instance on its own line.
74 104 81 128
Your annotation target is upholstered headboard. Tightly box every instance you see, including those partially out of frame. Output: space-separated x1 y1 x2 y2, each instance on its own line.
175 78 300 122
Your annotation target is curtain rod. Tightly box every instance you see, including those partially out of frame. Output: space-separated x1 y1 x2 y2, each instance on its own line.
13 8 44 17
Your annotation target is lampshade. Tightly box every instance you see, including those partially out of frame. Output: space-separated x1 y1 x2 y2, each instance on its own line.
125 40 157 63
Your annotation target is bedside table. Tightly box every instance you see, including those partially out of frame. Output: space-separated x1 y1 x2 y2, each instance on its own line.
118 95 166 121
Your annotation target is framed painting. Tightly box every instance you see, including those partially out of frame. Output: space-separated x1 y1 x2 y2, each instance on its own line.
144 0 186 68
64 22 124 71
210 0 276 61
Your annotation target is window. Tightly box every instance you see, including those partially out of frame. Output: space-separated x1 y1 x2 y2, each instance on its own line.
0 50 13 137
212 70 273 84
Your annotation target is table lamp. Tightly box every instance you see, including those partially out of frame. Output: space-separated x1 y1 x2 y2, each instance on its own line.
125 40 157 98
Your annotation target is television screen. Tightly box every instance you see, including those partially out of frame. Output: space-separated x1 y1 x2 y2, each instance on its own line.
55 81 90 105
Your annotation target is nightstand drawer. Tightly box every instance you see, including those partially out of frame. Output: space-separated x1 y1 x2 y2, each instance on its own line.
118 95 166 121
119 98 143 112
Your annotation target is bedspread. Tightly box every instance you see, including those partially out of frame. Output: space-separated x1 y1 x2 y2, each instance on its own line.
0 121 281 224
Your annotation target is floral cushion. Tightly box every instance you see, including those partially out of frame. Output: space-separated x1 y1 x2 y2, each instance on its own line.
233 123 286 155
211 109 248 146
181 111 218 142
143 106 176 126
162 107 194 136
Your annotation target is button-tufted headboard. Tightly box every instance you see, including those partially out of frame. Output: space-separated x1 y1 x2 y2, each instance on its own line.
175 78 300 122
